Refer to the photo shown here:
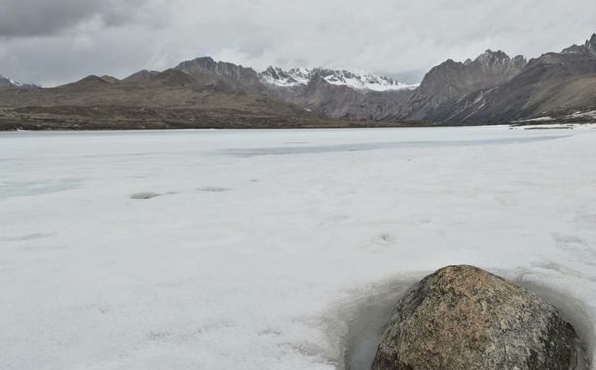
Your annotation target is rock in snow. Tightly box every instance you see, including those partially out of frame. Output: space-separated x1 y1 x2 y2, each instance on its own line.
372 265 578 370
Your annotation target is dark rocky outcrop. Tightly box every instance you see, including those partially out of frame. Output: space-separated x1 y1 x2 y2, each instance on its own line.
372 265 578 370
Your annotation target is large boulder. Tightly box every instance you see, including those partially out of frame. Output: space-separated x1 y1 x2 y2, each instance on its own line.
371 265 578 370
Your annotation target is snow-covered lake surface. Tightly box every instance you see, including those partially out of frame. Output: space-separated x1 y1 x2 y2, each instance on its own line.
1 126 595 370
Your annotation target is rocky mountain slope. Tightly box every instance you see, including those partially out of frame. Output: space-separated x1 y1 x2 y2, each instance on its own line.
175 57 266 94
422 34 596 125
399 50 527 121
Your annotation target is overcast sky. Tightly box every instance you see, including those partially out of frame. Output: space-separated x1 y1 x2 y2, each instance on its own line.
0 0 594 86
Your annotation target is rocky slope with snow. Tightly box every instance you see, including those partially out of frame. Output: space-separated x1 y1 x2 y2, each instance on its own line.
260 66 417 92
259 67 416 120
0 75 40 89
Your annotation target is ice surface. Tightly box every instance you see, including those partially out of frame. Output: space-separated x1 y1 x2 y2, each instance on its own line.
1 126 595 370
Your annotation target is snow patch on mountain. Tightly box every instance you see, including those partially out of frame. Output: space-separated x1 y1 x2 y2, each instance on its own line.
0 74 41 89
259 66 418 92
259 67 310 87
0 74 21 87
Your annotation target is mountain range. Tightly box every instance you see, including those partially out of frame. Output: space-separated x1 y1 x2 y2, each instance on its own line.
1 34 594 130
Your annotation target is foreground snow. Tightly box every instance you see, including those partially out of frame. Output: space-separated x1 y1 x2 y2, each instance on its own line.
1 126 595 370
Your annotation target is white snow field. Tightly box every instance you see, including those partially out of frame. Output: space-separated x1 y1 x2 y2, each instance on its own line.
1 126 595 370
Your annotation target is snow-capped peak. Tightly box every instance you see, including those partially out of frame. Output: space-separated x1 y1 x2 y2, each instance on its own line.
259 67 418 92
0 74 22 87
260 66 310 87
0 74 41 89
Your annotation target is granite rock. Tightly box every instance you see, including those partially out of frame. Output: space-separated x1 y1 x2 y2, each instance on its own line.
372 265 578 370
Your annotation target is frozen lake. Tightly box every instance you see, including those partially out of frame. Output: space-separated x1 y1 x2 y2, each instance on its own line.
1 126 595 369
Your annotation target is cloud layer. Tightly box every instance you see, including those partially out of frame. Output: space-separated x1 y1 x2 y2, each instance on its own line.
0 0 152 37
1 0 594 86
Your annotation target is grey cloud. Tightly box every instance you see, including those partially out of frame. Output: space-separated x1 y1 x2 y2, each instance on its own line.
0 0 149 37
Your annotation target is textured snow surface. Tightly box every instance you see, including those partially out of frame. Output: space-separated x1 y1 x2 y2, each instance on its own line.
259 66 417 91
1 126 595 370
